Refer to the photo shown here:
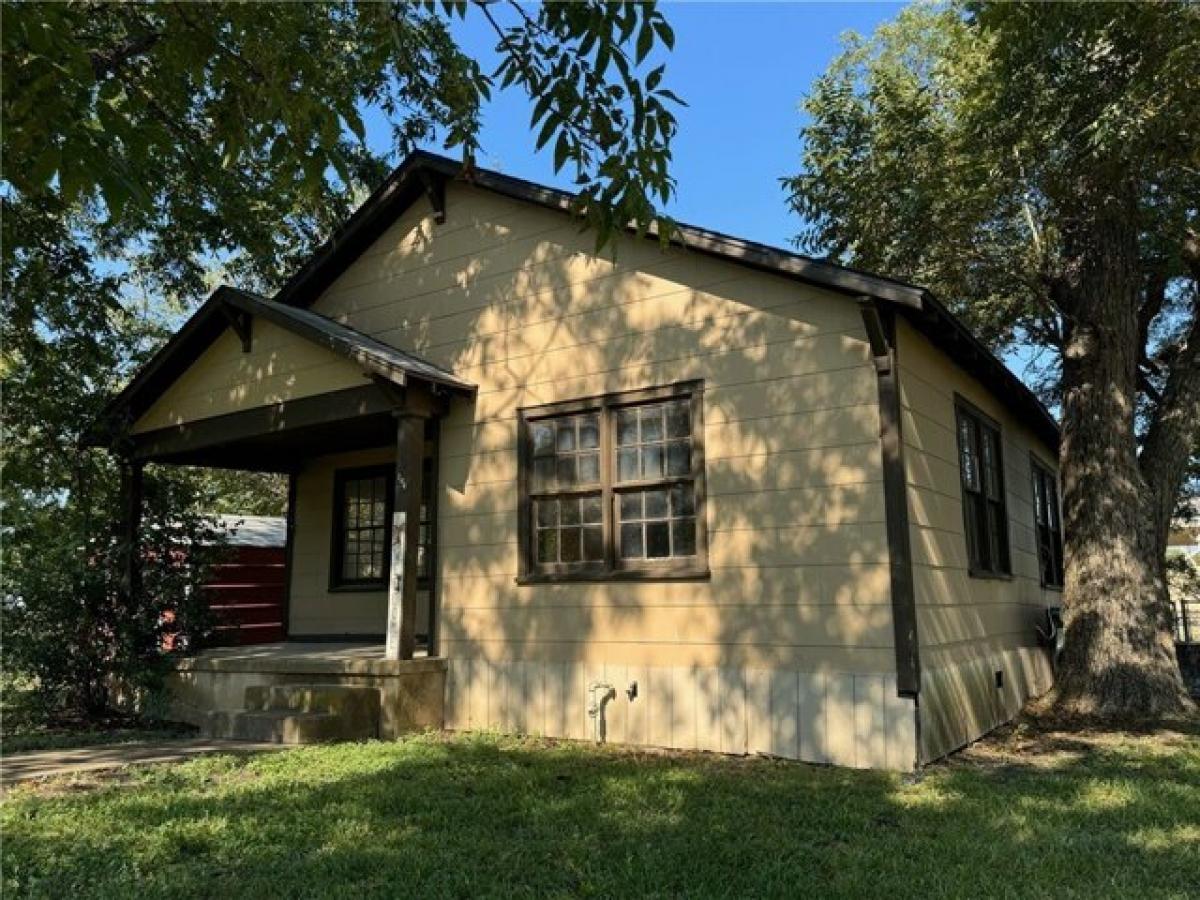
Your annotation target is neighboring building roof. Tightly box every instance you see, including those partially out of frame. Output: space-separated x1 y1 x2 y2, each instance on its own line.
94 150 1060 451
214 515 287 548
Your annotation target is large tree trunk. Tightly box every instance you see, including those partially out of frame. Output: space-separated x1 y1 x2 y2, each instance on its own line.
1051 199 1193 720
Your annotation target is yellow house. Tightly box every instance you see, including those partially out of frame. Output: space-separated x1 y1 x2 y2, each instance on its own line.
90 152 1064 769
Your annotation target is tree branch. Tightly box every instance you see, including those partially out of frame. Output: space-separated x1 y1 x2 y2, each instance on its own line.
1139 238 1200 552
471 0 610 163
89 31 161 81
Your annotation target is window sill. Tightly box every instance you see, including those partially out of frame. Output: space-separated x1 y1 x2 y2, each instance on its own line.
516 567 711 585
328 582 387 593
1040 582 1064 593
967 569 1014 582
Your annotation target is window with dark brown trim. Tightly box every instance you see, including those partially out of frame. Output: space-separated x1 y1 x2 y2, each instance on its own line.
331 466 391 589
1030 455 1064 589
518 381 708 582
330 461 435 591
955 399 1010 577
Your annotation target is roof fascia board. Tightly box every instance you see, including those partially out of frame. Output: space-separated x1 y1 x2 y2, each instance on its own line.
221 289 411 388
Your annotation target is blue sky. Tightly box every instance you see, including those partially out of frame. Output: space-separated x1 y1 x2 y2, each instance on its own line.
359 2 1046 388
365 2 904 251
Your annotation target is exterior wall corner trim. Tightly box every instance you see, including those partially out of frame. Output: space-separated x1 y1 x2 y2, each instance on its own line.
859 298 921 698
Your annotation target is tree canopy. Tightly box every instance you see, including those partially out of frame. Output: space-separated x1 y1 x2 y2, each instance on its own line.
789 1 1200 718
1 0 682 717
789 2 1199 371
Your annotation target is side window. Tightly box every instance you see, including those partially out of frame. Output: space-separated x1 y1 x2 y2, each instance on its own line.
519 382 708 581
955 401 1011 577
1031 456 1064 589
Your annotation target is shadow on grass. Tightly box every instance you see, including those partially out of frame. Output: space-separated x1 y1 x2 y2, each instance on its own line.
3 732 1198 899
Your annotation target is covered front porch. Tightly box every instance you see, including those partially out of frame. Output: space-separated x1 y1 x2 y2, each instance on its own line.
87 287 477 740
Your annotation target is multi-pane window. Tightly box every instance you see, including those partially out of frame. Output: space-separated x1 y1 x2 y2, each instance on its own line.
332 467 390 587
519 382 707 580
955 401 1010 576
1031 457 1064 589
330 458 437 590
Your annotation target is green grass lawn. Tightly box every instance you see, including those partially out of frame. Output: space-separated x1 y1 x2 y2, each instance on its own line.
3 728 1197 899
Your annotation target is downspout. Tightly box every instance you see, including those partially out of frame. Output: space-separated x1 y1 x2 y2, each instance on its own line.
858 299 922 762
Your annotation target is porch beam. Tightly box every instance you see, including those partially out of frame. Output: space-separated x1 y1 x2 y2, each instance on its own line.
386 412 426 660
129 385 395 463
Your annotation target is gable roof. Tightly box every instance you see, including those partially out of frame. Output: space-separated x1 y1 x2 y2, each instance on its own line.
90 285 473 440
95 151 1059 451
272 150 1059 450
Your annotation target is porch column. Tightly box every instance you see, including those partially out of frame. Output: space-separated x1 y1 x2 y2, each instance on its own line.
118 458 144 609
386 413 425 660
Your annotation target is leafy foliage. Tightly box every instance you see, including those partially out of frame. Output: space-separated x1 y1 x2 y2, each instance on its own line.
3 465 222 719
3 1 681 291
788 1 1199 500
1 199 225 717
2 1 681 717
787 2 1199 375
789 2 1200 716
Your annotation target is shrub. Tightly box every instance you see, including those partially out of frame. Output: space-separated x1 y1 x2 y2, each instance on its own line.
3 461 224 719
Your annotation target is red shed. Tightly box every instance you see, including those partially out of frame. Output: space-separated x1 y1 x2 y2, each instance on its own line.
204 515 287 646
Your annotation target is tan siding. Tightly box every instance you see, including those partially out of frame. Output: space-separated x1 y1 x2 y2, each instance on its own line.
896 318 1057 762
132 320 370 433
444 658 916 771
305 184 904 767
288 446 431 638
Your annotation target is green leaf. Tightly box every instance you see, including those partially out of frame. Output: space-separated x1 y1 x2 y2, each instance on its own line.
554 131 571 171
636 23 654 65
535 112 559 151
653 17 675 51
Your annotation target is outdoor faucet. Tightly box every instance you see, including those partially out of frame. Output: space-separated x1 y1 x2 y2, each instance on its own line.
586 680 615 744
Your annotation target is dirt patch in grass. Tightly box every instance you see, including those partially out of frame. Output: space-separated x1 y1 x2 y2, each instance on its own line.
944 712 1200 772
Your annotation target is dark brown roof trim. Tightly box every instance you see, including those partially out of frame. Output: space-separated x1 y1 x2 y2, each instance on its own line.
86 285 473 446
275 150 1057 450
93 151 1057 452
223 290 474 394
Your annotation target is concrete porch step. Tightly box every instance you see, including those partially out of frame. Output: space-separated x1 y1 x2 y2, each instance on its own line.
229 709 351 744
199 684 382 743
245 683 380 719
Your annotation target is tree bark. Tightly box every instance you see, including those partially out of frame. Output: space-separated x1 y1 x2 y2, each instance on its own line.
1051 196 1193 720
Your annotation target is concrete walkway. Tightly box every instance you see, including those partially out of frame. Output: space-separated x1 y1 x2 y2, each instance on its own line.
2 739 281 788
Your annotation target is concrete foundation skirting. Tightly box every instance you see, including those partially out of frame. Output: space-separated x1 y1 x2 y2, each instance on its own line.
167 653 446 741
